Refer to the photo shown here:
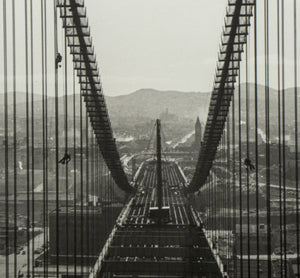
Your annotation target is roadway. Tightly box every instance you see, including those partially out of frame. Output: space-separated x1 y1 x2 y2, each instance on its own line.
96 160 224 278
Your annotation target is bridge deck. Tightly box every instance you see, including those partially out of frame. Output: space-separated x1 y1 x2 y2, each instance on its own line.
97 161 223 278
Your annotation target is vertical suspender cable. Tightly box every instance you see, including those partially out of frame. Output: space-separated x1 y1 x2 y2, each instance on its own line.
232 86 237 278
254 2 260 277
86 111 90 266
220 137 223 245
208 174 211 237
103 163 107 253
222 134 225 244
12 0 17 276
80 85 84 274
53 0 59 275
91 133 95 266
73 60 77 276
245 41 250 278
41 0 47 275
222 133 225 251
220 135 222 242
2 0 8 276
63 1 69 273
227 113 231 271
277 0 283 275
210 170 212 241
224 122 227 262
238 56 243 278
211 172 213 241
29 1 35 273
213 168 216 245
95 146 98 204
96 148 100 258
209 173 212 239
107 166 110 251
213 157 215 243
211 168 213 243
214 167 217 246
91 133 95 260
225 128 228 248
294 0 300 273
281 0 287 275
264 0 272 276
24 1 31 275
44 1 49 274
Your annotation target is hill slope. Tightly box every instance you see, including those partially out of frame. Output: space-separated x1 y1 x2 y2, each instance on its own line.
106 88 210 122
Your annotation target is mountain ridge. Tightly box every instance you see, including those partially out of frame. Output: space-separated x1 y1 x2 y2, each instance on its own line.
1 83 298 125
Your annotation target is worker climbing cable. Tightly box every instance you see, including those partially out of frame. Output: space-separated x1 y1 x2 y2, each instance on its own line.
244 157 255 171
55 52 62 69
58 152 71 165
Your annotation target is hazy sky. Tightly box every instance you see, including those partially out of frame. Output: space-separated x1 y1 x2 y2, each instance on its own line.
84 0 300 96
85 0 228 95
0 1 299 97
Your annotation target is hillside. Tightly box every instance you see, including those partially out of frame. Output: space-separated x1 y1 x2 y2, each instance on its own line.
105 88 210 122
1 84 299 128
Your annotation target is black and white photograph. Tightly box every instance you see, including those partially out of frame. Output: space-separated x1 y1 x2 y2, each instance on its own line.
0 0 300 277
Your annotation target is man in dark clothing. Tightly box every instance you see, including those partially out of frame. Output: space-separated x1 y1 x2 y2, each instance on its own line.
244 157 255 171
58 153 71 165
56 53 62 69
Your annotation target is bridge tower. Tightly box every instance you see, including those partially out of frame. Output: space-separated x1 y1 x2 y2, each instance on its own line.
194 116 202 150
156 119 163 212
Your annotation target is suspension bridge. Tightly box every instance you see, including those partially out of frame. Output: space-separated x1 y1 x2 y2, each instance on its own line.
1 0 300 277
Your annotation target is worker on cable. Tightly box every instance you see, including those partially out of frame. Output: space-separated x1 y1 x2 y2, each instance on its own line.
244 157 255 171
58 153 71 165
55 53 62 69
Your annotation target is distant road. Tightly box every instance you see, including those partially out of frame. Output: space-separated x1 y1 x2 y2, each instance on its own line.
238 254 299 260
259 182 298 192
172 130 195 148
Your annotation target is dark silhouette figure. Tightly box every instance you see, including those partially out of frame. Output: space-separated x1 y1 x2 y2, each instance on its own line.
55 53 62 69
58 153 71 165
244 158 255 171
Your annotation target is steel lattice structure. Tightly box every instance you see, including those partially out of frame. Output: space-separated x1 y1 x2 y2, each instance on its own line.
188 0 254 192
57 0 135 194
